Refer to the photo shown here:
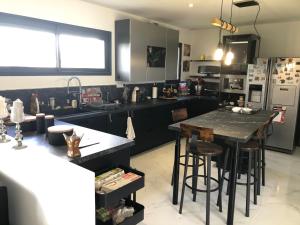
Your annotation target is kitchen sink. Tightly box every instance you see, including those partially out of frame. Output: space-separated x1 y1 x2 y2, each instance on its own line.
86 102 122 111
50 107 94 117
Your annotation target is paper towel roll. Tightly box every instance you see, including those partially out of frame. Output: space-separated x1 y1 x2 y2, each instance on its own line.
152 87 158 99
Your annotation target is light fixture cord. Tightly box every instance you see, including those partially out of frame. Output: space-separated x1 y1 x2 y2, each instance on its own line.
220 0 224 19
218 0 224 45
254 4 261 57
229 0 233 24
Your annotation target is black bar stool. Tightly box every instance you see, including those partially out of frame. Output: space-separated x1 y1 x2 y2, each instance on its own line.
171 108 206 186
260 113 276 188
179 123 223 225
222 123 268 217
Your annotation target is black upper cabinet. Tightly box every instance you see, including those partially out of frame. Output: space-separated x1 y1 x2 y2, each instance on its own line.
222 34 260 75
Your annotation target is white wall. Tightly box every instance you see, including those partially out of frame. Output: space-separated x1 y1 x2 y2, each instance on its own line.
0 0 189 91
188 20 300 61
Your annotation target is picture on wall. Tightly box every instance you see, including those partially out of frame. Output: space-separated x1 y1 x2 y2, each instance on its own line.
183 44 191 57
183 60 190 72
147 46 166 67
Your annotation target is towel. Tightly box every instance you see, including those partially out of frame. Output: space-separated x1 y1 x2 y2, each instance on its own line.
126 116 135 140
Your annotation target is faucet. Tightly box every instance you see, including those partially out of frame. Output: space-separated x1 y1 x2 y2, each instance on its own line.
67 76 82 105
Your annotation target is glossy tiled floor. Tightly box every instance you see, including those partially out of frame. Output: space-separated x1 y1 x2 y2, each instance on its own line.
131 142 300 225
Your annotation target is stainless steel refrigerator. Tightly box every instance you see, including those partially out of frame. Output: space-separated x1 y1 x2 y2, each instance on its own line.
246 57 300 153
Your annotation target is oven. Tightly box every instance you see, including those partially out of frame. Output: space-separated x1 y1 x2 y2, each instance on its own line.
221 74 247 94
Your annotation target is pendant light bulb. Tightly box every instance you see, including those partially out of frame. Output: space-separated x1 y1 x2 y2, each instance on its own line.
214 43 224 61
224 49 234 65
224 56 232 66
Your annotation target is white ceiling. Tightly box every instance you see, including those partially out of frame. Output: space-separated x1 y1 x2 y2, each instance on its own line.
84 0 300 29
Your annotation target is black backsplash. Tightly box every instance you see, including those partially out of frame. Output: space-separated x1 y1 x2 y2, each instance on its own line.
0 82 169 114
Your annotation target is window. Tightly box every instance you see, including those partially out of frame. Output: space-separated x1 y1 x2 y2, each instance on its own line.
0 26 56 68
59 34 105 69
0 12 111 75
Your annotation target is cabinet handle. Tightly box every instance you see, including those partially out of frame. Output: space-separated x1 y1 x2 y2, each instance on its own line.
109 114 112 123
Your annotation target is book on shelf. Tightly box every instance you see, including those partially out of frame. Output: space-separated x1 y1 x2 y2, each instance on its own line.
101 172 141 193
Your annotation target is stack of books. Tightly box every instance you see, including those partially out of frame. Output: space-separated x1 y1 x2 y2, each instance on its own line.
95 168 141 193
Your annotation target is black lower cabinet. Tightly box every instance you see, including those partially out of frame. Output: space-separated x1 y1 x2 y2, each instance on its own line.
61 115 108 133
62 98 218 156
107 112 128 138
95 166 145 225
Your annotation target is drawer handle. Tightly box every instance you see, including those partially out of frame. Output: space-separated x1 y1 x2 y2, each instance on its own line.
280 88 288 91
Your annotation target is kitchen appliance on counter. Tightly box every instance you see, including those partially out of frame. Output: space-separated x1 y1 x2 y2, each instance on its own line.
246 57 300 153
189 62 221 97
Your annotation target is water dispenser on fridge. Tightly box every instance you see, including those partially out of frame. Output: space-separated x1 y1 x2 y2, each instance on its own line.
245 62 268 109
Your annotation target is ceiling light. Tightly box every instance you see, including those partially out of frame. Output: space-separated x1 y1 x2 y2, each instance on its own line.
211 18 238 33
211 0 238 33
224 49 234 65
188 3 194 8
214 45 224 61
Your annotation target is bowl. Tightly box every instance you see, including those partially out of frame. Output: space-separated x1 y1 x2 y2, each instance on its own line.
241 107 253 114
232 107 242 113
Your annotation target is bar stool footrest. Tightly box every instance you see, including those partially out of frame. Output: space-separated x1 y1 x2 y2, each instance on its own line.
185 175 219 193
179 155 204 167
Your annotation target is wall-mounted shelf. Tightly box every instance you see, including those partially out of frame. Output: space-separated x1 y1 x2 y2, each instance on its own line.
190 59 220 62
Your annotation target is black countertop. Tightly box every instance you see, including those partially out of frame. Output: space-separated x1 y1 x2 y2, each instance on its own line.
7 120 134 165
169 109 273 143
4 95 216 166
58 95 218 121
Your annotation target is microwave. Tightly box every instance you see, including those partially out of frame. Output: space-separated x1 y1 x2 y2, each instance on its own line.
221 74 247 94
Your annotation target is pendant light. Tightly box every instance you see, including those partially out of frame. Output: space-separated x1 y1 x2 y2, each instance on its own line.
213 0 224 61
224 0 235 65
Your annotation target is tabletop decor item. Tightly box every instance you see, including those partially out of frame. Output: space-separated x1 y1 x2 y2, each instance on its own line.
10 99 26 149
0 96 10 143
45 115 54 137
36 113 46 134
63 131 83 158
47 125 73 146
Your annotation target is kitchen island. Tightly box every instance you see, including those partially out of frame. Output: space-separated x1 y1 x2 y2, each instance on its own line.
0 122 134 225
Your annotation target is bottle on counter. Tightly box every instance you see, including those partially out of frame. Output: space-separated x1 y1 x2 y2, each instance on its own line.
30 93 40 115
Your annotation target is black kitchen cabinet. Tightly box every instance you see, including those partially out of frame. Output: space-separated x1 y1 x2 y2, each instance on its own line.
131 104 176 155
61 114 108 133
61 97 218 156
106 112 128 138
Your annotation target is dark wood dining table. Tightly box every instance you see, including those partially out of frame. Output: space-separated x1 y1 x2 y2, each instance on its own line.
168 109 273 225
